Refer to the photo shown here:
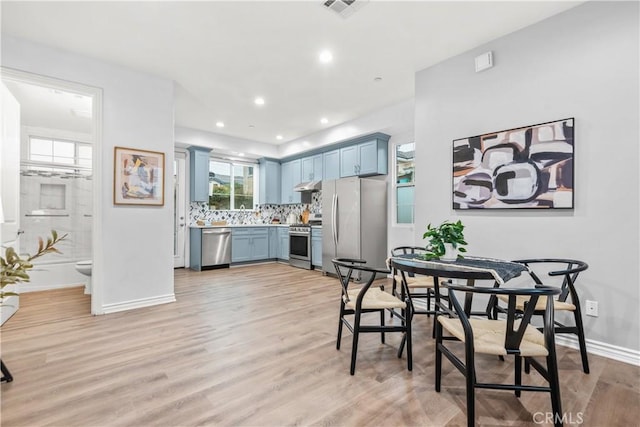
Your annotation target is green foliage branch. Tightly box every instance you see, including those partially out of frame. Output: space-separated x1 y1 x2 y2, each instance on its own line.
1 231 67 303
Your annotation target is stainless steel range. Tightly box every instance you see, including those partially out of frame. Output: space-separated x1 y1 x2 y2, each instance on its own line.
289 224 312 270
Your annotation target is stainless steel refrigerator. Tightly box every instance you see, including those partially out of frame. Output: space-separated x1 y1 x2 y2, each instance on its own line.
322 177 387 279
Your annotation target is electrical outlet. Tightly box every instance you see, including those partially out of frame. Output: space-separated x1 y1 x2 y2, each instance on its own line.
585 300 598 317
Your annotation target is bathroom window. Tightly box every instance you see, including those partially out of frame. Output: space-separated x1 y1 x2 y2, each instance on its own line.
28 137 92 168
395 142 415 224
209 159 255 210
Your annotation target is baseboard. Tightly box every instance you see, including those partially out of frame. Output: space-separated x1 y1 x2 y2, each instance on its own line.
555 335 640 367
101 294 176 314
20 282 86 293
412 299 640 367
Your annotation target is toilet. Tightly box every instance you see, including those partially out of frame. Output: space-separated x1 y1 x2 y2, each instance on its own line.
75 260 92 294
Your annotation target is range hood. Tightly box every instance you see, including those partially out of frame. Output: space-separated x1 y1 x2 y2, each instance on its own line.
294 180 322 192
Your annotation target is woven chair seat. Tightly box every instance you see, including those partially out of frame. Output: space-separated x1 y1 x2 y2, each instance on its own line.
393 274 435 289
497 294 576 311
344 288 406 310
438 317 548 357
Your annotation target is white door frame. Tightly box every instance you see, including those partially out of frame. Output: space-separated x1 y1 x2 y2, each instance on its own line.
174 150 187 268
1 67 104 315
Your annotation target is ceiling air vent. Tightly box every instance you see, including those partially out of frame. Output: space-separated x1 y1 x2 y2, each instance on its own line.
322 0 369 19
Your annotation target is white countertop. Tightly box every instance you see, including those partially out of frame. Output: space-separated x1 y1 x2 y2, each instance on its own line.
190 223 294 229
190 223 322 229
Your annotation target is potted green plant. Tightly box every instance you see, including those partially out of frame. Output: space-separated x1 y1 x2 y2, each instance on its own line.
1 230 67 304
423 220 467 261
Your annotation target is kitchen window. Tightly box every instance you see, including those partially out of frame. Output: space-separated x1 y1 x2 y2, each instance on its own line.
395 142 415 224
209 159 255 210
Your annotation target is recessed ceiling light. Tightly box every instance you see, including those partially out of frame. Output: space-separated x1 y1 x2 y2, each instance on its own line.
320 117 329 124
248 124 255 128
374 76 383 82
254 97 265 106
319 50 333 64
216 121 225 128
276 135 283 140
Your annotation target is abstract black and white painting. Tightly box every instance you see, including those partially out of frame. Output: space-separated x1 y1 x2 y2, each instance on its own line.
453 118 574 209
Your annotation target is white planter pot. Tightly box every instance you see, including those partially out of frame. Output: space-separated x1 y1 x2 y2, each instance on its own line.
440 243 458 261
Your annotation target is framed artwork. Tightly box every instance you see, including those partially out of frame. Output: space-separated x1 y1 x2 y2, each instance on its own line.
453 118 574 209
114 147 165 206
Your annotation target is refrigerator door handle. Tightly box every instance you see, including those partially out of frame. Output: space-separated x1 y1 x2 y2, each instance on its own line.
332 194 338 247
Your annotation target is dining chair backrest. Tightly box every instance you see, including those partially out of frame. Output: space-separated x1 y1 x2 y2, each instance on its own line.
513 259 588 303
442 282 562 353
332 258 391 306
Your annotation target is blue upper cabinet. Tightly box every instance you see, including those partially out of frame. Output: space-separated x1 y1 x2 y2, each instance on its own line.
301 154 323 181
340 145 358 177
339 137 388 178
281 159 301 204
188 146 211 202
259 158 281 205
323 149 340 180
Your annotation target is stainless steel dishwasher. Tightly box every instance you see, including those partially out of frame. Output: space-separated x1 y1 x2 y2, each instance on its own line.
201 228 232 269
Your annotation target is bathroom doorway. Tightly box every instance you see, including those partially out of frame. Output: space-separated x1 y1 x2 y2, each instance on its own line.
1 68 102 316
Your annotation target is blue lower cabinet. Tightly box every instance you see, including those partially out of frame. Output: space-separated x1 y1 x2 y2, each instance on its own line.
278 228 289 260
311 228 322 267
252 234 269 260
231 227 270 262
269 228 278 258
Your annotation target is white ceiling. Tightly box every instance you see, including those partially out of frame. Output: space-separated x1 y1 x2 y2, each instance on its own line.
1 1 581 145
3 80 93 134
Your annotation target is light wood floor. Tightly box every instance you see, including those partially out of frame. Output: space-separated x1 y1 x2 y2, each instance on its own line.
1 263 639 426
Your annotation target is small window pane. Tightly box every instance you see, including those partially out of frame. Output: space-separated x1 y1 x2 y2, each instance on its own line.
30 138 52 159
397 186 414 224
233 164 254 209
396 143 415 185
209 161 231 210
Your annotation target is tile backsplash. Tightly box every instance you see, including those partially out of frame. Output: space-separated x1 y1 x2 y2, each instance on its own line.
189 191 322 225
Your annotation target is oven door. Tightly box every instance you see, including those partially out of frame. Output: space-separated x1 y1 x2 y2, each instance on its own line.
289 232 311 261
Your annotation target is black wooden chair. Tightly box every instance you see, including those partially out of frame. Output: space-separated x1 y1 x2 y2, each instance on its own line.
492 259 590 373
389 246 436 317
0 359 13 383
436 282 563 427
332 258 412 375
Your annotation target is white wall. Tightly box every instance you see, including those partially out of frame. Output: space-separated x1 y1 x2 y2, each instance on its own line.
175 126 279 159
414 2 639 352
2 35 176 312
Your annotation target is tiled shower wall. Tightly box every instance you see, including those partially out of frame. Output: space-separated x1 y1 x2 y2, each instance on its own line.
20 168 92 263
189 191 322 225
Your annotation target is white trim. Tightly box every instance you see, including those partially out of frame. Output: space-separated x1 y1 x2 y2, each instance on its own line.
101 294 176 314
555 335 640 367
391 140 415 226
1 67 104 316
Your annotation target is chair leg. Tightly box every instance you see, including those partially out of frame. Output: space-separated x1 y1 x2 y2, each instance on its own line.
514 355 522 397
406 303 413 371
573 310 590 374
1 359 13 383
380 309 385 344
524 358 531 374
435 323 442 392
350 311 362 375
336 303 345 350
547 351 563 427
465 352 476 427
